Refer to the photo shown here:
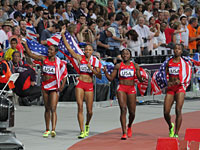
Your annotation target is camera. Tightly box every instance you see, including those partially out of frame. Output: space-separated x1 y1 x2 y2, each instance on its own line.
85 29 88 33
142 37 148 43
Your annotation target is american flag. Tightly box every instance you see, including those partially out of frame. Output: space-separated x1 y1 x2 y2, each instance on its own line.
47 33 61 46
58 31 101 73
151 56 192 95
134 67 149 96
26 39 48 56
26 22 37 41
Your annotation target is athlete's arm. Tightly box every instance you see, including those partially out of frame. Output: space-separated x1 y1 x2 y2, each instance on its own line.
22 40 45 61
61 26 82 62
103 63 120 81
135 63 144 82
87 63 102 79
59 77 67 92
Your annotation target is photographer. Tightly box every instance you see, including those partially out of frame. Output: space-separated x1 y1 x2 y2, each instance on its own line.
0 51 15 91
133 16 160 55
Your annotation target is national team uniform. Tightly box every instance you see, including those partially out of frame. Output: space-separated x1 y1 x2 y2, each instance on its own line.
76 56 94 92
117 62 136 95
167 59 185 95
42 57 67 91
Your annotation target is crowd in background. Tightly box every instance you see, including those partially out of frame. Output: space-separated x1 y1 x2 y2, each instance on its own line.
0 0 200 103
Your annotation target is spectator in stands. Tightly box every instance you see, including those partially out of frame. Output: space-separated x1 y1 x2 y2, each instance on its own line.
129 9 139 27
0 20 12 50
4 38 18 61
155 11 165 24
136 3 145 14
9 1 22 19
172 21 184 44
13 11 22 26
126 0 136 13
177 7 184 17
0 6 8 24
133 16 153 55
187 17 200 53
36 9 51 39
183 7 193 21
180 15 189 49
143 1 153 21
63 2 76 23
23 4 34 18
0 51 14 91
41 0 52 10
77 24 90 44
26 13 40 41
77 0 88 18
19 20 27 38
126 29 144 57
22 40 67 138
71 0 80 20
108 13 125 57
157 21 167 55
55 2 64 21
10 51 41 106
87 20 98 51
166 0 177 11
97 27 116 57
10 26 24 56
103 49 144 140
108 12 116 25
76 15 86 34
67 23 78 43
153 1 160 10
107 0 115 13
40 24 61 45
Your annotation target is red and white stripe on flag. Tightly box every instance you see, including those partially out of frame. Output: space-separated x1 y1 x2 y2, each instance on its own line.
134 67 149 96
47 33 61 46
151 71 162 95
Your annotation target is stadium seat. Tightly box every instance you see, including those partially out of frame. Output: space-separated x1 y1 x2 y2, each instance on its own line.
156 138 179 150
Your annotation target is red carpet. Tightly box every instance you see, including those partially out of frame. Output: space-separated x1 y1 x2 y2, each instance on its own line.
68 111 200 150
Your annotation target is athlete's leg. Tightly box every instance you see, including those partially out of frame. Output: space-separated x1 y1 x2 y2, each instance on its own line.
75 88 85 132
84 91 94 125
164 94 175 129
127 94 137 128
117 91 128 135
174 92 185 135
49 91 59 131
42 90 50 131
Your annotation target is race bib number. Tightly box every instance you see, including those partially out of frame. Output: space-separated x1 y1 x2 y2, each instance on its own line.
120 69 134 77
169 67 179 75
43 65 56 74
80 64 92 73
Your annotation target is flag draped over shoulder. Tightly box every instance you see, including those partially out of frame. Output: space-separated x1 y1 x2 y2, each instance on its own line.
58 31 101 73
151 56 192 95
26 23 37 41
134 67 149 96
26 39 67 89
